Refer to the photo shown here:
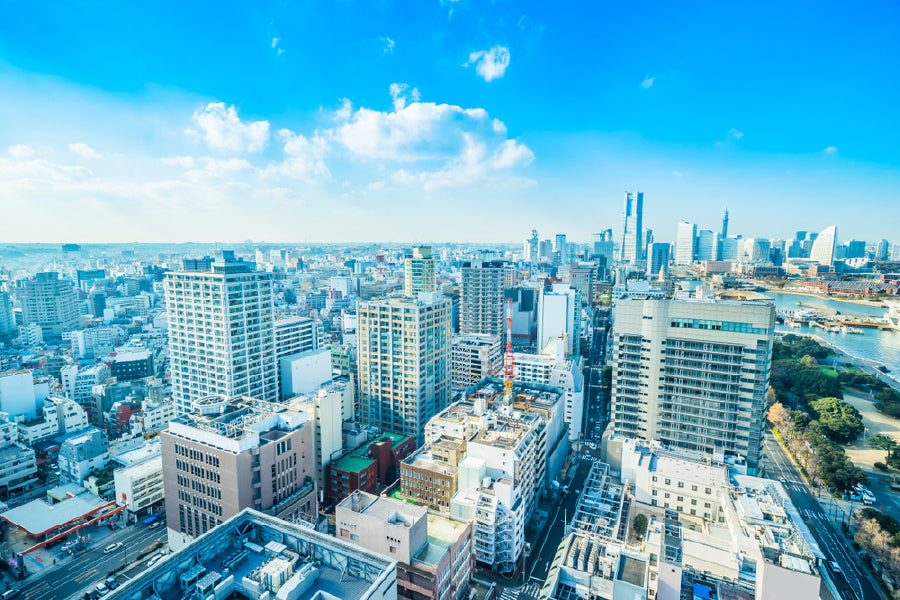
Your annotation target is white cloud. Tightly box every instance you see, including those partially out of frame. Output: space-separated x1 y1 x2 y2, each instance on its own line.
389 83 421 111
467 45 511 82
673 171 689 177
641 75 655 89
0 157 92 182
728 128 744 140
333 98 352 122
189 102 270 153
272 37 279 48
8 145 34 158
381 37 395 55
264 129 330 182
161 156 196 169
824 146 838 155
69 142 102 159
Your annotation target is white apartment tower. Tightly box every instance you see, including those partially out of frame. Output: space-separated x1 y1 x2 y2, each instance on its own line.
536 283 581 355
21 272 79 337
450 333 502 390
460 261 517 336
610 296 774 472
165 251 277 416
357 292 451 443
675 220 698 264
404 246 437 296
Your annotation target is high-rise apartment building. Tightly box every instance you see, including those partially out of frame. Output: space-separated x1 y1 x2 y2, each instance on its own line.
21 272 79 337
536 283 581 355
357 292 451 443
165 251 277 415
610 296 774 472
450 333 502 390
275 316 323 359
161 394 318 551
675 220 698 264
460 261 517 336
404 246 437 296
0 292 15 336
620 191 644 263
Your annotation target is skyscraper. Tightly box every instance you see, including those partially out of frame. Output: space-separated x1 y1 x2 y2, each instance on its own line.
554 234 568 264
165 251 277 416
404 246 437 296
619 191 644 263
460 261 517 336
648 242 670 279
0 292 15 336
810 226 838 266
721 209 729 239
358 292 451 443
610 296 774 472
675 221 698 264
696 230 719 261
21 272 79 337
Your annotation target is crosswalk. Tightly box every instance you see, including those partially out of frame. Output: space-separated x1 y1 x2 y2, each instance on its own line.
798 507 826 522
499 582 543 600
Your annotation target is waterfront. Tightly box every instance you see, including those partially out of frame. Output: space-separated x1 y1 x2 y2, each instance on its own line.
764 291 900 377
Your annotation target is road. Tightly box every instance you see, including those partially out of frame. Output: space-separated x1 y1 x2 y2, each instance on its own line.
762 430 884 600
15 525 166 600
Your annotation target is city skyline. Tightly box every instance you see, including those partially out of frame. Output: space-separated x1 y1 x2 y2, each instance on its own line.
1 1 898 244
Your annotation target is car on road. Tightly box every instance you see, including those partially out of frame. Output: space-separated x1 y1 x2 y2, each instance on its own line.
95 584 109 596
149 521 162 529
104 542 124 554
829 561 842 573
2 589 19 599
147 554 164 568
105 577 119 590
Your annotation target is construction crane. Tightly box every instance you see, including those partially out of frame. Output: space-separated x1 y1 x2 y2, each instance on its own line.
504 297 515 396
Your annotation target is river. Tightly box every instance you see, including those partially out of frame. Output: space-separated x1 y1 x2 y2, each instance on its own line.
763 291 900 376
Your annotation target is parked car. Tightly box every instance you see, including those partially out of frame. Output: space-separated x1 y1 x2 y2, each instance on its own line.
149 521 162 530
105 577 119 590
2 589 20 599
95 584 109 596
147 555 164 568
104 542 124 554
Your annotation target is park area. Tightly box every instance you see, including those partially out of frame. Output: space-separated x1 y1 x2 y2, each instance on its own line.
843 391 900 470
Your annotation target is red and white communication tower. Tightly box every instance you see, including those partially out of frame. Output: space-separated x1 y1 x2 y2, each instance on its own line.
504 297 515 395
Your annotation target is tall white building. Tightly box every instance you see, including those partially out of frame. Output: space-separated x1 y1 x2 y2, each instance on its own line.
275 316 322 359
460 261 517 336
514 336 585 441
610 296 774 472
696 229 719 261
165 251 277 415
675 221 697 264
536 283 581 355
358 292 451 443
21 272 79 337
620 191 644 264
404 246 437 296
450 333 502 391
810 225 838 266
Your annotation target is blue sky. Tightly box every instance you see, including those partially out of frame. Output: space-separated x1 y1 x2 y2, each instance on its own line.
1 1 898 244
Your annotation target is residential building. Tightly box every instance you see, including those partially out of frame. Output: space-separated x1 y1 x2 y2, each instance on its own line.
450 334 502 391
274 315 323 360
399 437 466 511
567 263 603 306
336 491 472 600
161 394 318 551
0 412 38 500
514 336 585 441
130 395 176 437
103 509 398 600
58 427 109 483
609 296 774 471
290 377 355 491
0 369 46 419
110 350 155 381
675 221 698 264
460 261 517 336
16 395 89 445
61 363 109 421
810 225 838 266
0 291 15 336
620 191 644 263
280 347 333 398
71 325 124 358
325 432 416 504
114 454 164 519
21 272 79 337
404 246 437 296
165 250 277 415
537 283 581 355
358 293 451 443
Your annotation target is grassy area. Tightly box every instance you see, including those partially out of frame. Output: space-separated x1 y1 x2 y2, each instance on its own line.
388 489 433 509
820 365 840 378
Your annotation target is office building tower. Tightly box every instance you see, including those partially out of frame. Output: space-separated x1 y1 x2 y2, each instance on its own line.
844 239 866 259
460 261 517 336
539 239 554 261
675 221 698 264
590 232 616 267
21 272 79 337
450 334 502 391
165 251 276 416
696 230 719 261
0 292 15 336
536 283 581 355
523 229 540 262
620 191 644 263
876 239 890 262
721 209 729 239
567 264 602 306
554 234 568 265
403 246 437 296
648 242 670 279
610 296 774 472
88 286 107 318
720 236 740 261
810 226 838 266
358 292 451 443
161 394 318 550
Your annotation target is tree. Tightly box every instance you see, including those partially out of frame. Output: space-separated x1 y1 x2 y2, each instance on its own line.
800 355 820 369
632 514 648 538
809 397 864 444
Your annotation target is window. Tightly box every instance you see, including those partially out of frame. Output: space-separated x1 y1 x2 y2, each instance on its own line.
389 546 397 554
665 479 671 485
691 485 697 492
705 488 712 495
677 482 684 488
691 499 697 506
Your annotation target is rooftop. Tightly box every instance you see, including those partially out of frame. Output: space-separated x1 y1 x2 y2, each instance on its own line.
0 494 111 537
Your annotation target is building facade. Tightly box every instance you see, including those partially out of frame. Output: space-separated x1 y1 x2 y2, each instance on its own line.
620 191 644 264
404 246 437 296
610 296 774 471
450 334 502 391
460 261 517 336
21 272 79 337
165 251 277 415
